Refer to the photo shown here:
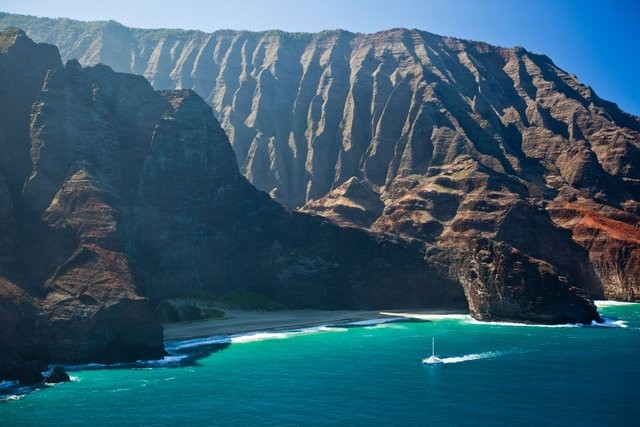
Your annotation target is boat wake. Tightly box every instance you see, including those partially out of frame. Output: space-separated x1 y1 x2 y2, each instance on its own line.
439 351 502 364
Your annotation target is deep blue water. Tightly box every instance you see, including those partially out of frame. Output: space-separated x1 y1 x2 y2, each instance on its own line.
1 302 639 426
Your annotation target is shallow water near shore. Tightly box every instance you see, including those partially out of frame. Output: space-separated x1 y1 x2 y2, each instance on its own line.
2 303 639 426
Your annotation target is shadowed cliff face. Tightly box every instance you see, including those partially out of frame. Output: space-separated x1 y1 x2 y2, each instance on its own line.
4 14 635 310
0 29 167 382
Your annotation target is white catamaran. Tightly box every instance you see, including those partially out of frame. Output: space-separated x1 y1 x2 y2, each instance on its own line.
423 337 444 365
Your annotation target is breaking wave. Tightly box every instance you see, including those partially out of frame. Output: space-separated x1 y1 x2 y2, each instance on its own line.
588 317 628 328
364 323 408 330
594 300 638 308
464 318 627 328
164 335 231 352
165 325 349 350
231 331 291 344
136 355 190 367
0 394 25 403
346 317 403 326
465 319 585 328
231 326 347 344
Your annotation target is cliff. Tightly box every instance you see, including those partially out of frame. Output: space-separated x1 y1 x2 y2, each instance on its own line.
2 13 635 309
1 29 479 384
0 28 165 383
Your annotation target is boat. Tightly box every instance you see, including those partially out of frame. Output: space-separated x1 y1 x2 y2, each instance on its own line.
422 337 444 365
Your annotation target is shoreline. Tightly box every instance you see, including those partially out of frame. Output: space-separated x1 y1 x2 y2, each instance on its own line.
162 308 468 341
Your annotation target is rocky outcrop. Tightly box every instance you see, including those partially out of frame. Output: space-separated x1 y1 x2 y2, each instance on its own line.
0 29 476 384
44 365 70 383
2 14 636 306
427 238 599 324
0 278 43 384
303 177 384 228
549 202 640 301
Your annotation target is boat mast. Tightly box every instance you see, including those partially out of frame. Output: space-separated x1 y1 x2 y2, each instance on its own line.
432 337 435 357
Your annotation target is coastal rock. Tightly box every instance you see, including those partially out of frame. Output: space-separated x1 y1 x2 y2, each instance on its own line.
429 238 601 324
0 279 45 385
44 365 70 383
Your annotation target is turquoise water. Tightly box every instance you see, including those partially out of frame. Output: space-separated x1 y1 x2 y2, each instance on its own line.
1 303 639 426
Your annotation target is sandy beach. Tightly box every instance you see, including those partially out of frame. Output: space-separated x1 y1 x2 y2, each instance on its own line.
163 309 467 340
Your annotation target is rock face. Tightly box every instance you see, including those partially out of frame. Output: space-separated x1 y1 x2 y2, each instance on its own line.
3 14 634 312
0 28 165 383
0 29 476 383
44 365 70 383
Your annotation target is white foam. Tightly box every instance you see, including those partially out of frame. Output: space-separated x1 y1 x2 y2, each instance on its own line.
165 324 349 350
588 318 628 328
230 325 347 344
595 300 639 308
364 323 408 330
231 331 291 343
137 354 190 367
1 394 25 402
463 316 628 329
164 335 231 352
440 351 502 364
347 317 403 326
464 318 585 328
301 325 348 333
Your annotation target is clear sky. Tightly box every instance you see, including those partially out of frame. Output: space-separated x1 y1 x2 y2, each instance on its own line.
2 0 639 116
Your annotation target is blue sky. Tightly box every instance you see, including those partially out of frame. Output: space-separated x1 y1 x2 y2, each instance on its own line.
3 0 639 116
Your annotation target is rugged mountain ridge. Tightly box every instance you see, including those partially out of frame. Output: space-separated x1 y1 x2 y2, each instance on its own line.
0 15 640 308
3 13 636 307
1 29 491 384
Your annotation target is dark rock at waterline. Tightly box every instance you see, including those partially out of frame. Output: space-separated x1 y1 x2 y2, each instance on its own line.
0 361 46 386
45 365 70 384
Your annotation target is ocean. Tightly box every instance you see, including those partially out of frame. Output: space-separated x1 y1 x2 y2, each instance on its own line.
1 302 638 426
